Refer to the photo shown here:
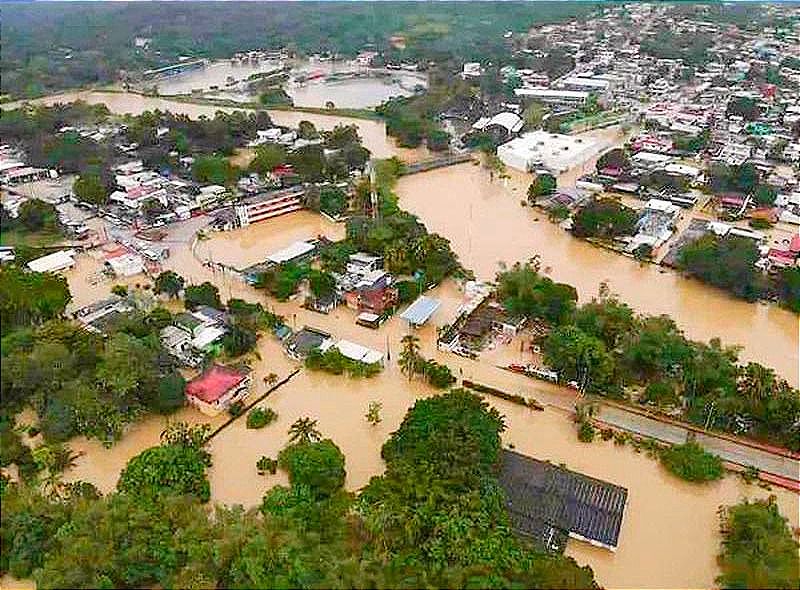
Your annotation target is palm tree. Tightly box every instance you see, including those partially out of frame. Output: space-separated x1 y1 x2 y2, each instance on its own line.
288 417 321 445
263 372 279 389
399 334 421 380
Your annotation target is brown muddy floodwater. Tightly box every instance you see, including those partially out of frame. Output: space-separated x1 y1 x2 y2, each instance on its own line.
398 162 799 385
58 218 798 589
13 93 798 588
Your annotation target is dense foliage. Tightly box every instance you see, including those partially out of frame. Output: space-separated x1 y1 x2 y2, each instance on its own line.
305 347 382 378
1 271 184 445
2 389 599 588
677 235 765 301
717 497 800 589
358 389 597 586
494 277 800 450
345 158 465 286
659 442 724 483
571 198 639 239
3 2 593 98
117 439 212 502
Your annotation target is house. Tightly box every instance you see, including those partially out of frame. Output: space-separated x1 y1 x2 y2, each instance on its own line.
346 252 384 276
334 339 384 366
285 326 334 360
160 325 202 366
185 364 251 416
267 240 316 265
499 449 628 553
73 295 133 335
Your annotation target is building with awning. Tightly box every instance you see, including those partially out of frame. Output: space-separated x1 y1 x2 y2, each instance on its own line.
399 295 441 327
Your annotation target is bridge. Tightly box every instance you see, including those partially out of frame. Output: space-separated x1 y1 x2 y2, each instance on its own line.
399 153 474 176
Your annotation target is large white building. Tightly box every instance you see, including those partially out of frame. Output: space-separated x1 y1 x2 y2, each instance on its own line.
497 131 602 174
514 88 590 107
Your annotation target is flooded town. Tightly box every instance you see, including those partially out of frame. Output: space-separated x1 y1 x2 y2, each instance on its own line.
1 3 799 590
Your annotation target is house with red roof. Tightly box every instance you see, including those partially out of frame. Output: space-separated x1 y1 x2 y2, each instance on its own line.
185 364 251 416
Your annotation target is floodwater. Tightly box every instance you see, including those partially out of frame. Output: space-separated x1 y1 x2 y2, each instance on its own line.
155 60 284 96
197 209 345 270
48 210 798 589
286 61 425 109
6 91 397 158
397 162 799 385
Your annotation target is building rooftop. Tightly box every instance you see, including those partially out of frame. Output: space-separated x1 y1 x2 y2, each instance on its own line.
399 295 441 326
186 364 248 404
499 449 628 553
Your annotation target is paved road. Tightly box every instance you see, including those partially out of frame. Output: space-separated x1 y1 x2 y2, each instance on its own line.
595 404 800 480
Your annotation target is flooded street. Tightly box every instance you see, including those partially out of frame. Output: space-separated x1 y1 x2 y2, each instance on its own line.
7 89 799 588
52 210 798 589
397 162 799 385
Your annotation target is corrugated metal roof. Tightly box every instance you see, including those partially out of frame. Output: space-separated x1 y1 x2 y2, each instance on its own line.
399 295 440 326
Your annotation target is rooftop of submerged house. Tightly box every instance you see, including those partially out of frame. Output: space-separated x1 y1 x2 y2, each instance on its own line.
499 449 628 553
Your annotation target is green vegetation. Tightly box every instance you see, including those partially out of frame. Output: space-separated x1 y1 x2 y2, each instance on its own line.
249 143 287 176
497 259 578 325
305 347 382 378
359 389 597 585
153 270 185 298
117 424 212 502
726 96 762 121
717 497 799 589
278 438 346 499
345 157 464 286
677 235 764 301
0 266 71 328
659 442 724 483
192 154 240 186
256 455 278 475
527 173 557 202
493 276 799 450
183 281 222 309
72 173 108 206
246 407 278 429
256 262 311 300
259 87 292 106
571 198 639 239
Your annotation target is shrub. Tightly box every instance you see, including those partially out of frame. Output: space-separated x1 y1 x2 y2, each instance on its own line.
256 456 278 475
578 420 596 443
659 442 724 482
717 497 799 589
228 401 245 417
278 439 346 499
117 443 212 502
247 407 277 429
